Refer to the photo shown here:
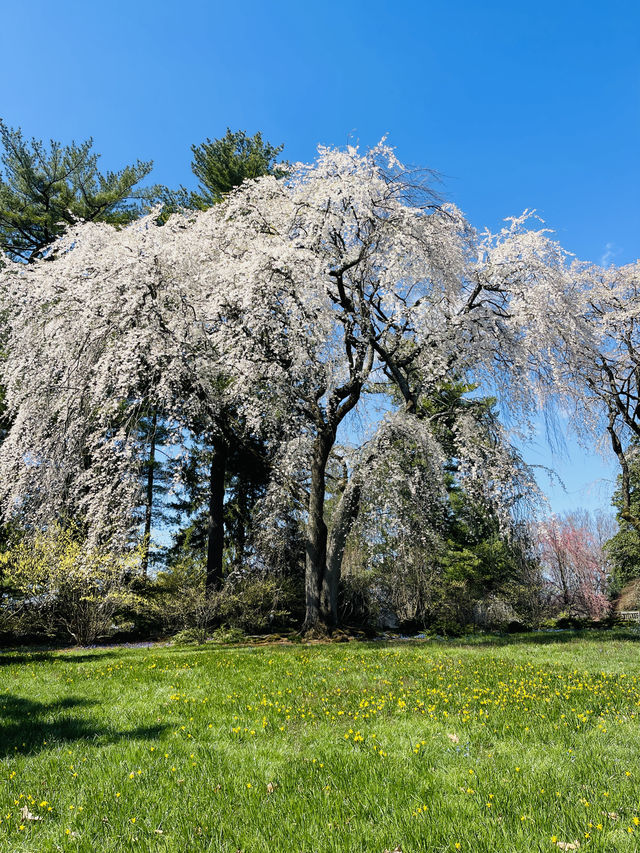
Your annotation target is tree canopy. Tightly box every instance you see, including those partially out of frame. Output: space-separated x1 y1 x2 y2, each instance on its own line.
0 139 606 632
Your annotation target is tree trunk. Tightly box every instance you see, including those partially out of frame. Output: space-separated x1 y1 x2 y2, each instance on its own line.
141 412 157 578
206 439 228 593
234 475 248 569
558 558 571 614
302 432 334 634
322 472 363 628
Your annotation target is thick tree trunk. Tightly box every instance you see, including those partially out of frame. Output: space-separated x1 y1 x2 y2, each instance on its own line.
206 440 228 593
321 472 363 628
302 432 334 634
141 412 157 578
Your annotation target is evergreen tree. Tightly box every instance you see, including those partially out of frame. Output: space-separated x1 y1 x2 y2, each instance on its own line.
135 411 174 576
424 381 528 595
604 446 640 595
161 128 286 213
0 120 156 263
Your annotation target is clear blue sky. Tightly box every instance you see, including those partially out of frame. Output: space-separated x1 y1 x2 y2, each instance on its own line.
1 0 638 514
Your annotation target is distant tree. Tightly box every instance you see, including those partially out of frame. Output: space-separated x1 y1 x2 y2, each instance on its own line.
0 120 156 263
535 510 613 619
135 411 174 576
164 428 272 575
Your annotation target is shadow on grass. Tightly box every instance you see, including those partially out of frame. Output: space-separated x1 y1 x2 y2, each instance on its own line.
0 694 168 757
0 650 122 666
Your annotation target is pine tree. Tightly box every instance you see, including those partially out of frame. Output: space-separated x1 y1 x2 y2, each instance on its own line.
161 128 286 214
0 120 156 262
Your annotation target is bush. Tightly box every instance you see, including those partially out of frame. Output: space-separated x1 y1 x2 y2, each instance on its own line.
338 569 380 629
149 561 299 640
149 558 216 642
210 626 247 644
216 573 296 634
0 526 142 645
473 596 522 631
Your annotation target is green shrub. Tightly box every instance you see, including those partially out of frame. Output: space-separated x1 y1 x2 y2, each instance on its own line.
216 574 295 634
149 560 298 639
209 625 246 644
149 557 216 640
338 569 380 629
171 627 210 645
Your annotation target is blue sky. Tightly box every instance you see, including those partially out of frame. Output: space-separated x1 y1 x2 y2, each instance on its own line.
1 0 638 514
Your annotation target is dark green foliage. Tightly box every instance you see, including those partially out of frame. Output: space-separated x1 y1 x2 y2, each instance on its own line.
607 529 640 596
605 450 640 594
160 128 287 214
165 431 272 569
190 128 287 206
426 381 535 611
0 120 156 262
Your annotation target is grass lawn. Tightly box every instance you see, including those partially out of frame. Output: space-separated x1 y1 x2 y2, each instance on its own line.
2 631 640 852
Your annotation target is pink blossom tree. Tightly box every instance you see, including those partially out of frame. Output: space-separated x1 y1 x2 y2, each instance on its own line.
535 511 614 620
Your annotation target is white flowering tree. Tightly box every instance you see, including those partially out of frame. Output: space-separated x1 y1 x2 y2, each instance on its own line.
577 262 640 531
197 143 588 632
0 206 292 573
0 214 218 545
0 141 594 634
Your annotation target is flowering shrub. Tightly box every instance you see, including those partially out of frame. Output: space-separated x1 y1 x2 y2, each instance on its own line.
0 527 142 644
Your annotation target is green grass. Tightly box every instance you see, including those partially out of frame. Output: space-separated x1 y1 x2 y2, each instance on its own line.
2 631 640 852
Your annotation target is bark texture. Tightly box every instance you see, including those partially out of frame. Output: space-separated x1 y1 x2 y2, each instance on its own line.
322 472 363 628
206 440 228 592
302 431 335 633
140 411 157 577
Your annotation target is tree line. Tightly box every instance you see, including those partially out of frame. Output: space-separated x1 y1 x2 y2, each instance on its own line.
0 121 639 644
